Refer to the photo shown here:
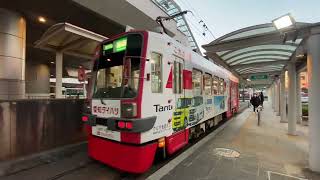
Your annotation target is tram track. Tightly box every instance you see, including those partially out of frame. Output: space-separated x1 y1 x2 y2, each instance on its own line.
46 161 93 180
39 117 228 180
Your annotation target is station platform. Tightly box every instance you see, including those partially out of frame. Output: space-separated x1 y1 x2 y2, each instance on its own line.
160 102 320 180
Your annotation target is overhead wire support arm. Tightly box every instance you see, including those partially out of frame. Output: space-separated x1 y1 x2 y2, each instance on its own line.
156 10 193 35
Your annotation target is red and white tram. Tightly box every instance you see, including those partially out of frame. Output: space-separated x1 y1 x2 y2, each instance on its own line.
82 30 239 173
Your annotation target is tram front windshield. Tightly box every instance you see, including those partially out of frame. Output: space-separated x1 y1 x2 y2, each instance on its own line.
93 34 143 99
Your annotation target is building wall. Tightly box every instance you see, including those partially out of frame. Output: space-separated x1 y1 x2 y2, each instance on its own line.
25 63 50 98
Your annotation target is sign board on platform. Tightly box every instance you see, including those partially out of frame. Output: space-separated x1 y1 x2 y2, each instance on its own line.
250 75 268 80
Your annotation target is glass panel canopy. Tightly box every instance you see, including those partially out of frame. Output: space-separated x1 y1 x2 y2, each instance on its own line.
229 55 289 65
221 44 296 59
237 65 284 73
152 0 200 52
202 22 310 77
239 59 282 65
222 26 276 41
225 50 292 62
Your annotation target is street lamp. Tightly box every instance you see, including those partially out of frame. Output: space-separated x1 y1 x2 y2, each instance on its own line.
272 14 296 31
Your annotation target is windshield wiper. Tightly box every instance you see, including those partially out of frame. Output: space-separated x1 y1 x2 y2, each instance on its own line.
100 98 106 105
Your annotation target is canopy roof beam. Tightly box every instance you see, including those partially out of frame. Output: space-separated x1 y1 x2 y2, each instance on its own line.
240 71 281 77
226 53 291 64
206 54 242 80
232 60 288 69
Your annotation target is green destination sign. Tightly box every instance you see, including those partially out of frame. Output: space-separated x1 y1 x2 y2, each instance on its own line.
250 75 268 80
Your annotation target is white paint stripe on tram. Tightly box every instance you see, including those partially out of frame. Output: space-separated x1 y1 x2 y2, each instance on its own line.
146 109 250 180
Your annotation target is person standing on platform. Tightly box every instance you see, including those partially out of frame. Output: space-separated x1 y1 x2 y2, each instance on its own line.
250 93 261 112
259 92 264 108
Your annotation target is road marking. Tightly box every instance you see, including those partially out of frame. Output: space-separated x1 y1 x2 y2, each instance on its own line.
267 171 308 180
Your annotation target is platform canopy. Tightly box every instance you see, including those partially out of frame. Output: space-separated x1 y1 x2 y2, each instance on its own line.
35 22 107 60
202 22 317 84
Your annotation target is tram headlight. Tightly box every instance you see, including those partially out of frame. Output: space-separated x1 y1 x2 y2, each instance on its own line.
121 103 137 118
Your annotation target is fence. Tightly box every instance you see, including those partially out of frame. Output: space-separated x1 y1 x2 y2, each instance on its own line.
0 99 87 162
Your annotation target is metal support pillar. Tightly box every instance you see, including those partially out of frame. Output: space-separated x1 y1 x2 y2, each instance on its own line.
55 52 63 98
296 73 302 124
307 34 320 172
287 62 297 135
280 73 287 122
272 84 275 110
242 84 245 102
275 81 280 116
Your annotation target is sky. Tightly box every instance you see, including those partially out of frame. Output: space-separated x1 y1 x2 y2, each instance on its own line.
175 0 320 52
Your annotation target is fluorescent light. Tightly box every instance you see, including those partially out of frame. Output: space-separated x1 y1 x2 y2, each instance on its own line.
50 61 54 64
296 54 304 58
246 78 251 81
38 16 46 23
272 14 295 30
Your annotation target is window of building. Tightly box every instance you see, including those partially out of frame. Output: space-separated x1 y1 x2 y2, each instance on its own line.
204 73 212 95
173 60 182 94
213 76 219 95
151 52 162 93
192 69 202 95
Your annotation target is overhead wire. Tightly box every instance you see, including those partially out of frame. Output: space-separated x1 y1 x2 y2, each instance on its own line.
177 0 216 40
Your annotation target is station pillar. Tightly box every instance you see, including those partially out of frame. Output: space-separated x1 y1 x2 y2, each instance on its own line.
272 84 275 110
275 80 280 116
0 9 26 100
307 34 320 172
242 84 245 102
55 52 63 98
280 73 287 122
296 73 302 124
270 83 274 109
287 62 297 135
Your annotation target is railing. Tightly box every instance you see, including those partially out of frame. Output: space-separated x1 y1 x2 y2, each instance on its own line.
0 99 87 161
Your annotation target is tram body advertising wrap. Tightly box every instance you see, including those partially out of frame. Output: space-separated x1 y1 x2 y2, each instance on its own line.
82 31 239 173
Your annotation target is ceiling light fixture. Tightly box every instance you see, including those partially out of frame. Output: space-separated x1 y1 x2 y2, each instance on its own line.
272 14 295 31
38 16 47 23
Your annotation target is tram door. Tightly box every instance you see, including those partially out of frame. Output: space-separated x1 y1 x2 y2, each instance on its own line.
172 56 188 131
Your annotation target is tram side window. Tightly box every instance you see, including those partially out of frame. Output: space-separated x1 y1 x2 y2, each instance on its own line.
219 78 225 95
192 69 202 95
151 52 162 93
213 76 219 95
173 61 182 94
204 73 212 95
